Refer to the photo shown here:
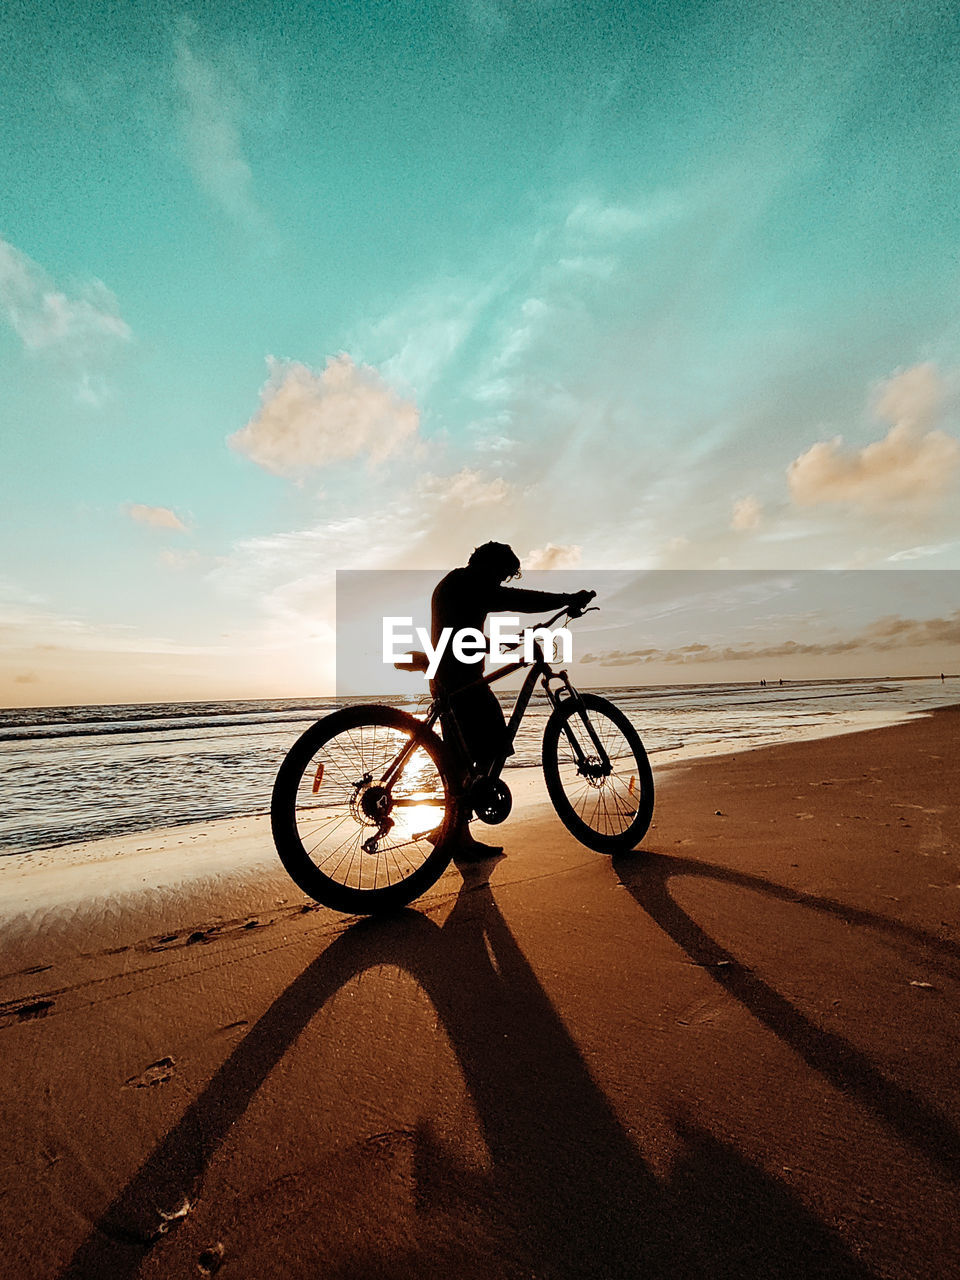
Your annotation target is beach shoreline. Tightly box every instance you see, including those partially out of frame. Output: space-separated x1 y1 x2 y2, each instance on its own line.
2 697 954 921
1 706 958 1277
3 675 955 867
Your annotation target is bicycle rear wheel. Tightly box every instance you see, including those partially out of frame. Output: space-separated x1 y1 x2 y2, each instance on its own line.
271 705 458 914
542 693 654 853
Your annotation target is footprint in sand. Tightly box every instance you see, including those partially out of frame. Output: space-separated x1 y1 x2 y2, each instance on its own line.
125 1056 176 1088
148 926 216 951
211 1020 248 1043
11 998 55 1022
198 1243 225 1274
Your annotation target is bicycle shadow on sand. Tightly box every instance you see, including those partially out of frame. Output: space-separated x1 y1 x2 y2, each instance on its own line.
613 849 960 1183
62 879 874 1279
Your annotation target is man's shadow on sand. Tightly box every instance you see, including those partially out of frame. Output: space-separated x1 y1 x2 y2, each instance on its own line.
612 849 960 1183
62 875 877 1280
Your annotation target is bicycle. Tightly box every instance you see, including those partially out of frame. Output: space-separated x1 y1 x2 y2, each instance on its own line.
271 598 654 914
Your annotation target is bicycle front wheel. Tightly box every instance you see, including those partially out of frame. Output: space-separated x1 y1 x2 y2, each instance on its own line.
271 705 459 914
542 693 654 853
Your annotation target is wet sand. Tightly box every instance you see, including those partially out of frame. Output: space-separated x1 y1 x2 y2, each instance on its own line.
1 707 958 1278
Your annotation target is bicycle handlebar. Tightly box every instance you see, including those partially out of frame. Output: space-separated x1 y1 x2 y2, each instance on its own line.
497 594 598 654
544 590 597 626
566 590 598 620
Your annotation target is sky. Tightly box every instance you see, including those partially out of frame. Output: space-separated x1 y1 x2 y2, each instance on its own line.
2 0 959 705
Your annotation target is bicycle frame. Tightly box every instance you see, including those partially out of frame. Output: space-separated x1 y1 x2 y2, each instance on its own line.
271 594 652 913
382 607 611 796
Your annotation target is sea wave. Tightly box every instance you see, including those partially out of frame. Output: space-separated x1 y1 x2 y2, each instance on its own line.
0 679 954 860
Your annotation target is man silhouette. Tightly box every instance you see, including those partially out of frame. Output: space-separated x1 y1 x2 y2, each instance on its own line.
432 542 593 860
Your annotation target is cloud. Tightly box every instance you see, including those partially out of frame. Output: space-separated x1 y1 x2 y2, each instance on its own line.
872 361 943 431
418 468 508 508
0 590 309 705
366 276 501 398
887 541 957 562
581 609 960 667
463 0 509 33
229 354 420 476
126 504 188 532
0 236 131 395
787 363 960 510
0 597 210 658
860 612 960 645
173 25 266 233
730 496 763 531
564 192 682 239
209 463 526 652
158 548 210 569
525 542 582 570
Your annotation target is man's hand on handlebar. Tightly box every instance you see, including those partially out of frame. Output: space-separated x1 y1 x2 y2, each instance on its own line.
566 589 596 617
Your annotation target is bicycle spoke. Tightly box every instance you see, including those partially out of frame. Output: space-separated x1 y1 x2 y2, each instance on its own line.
304 811 353 857
287 719 448 892
315 820 363 871
548 699 651 845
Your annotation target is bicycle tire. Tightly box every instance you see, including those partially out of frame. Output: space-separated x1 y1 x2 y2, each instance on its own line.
271 704 460 914
541 693 654 853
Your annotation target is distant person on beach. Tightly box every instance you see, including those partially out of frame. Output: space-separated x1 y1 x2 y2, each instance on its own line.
431 541 593 860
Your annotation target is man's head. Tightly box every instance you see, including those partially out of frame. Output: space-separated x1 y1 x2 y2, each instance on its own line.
467 541 521 583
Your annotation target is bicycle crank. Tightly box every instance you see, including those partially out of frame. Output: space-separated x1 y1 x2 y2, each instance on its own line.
470 777 512 825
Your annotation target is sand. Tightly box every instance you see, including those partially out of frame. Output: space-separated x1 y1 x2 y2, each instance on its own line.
1 707 958 1278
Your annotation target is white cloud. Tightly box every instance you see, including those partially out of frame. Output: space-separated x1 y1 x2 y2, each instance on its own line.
126 504 188 532
488 296 550 374
788 363 960 510
565 192 682 239
886 541 957 562
173 25 266 233
229 354 420 476
0 235 131 381
525 542 582 570
731 496 763 531
555 255 617 279
363 276 501 397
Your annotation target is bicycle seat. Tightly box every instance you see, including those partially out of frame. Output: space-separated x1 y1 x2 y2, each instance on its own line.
394 651 429 673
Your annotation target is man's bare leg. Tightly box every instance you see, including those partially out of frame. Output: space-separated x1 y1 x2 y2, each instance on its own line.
427 764 505 861
451 824 504 862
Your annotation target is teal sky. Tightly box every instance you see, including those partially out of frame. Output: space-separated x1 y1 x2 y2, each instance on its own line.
2 0 959 704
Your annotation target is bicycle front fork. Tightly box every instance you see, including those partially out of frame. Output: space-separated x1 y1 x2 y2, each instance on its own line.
545 673 611 776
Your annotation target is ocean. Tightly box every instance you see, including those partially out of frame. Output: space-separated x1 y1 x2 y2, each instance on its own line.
0 678 955 860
